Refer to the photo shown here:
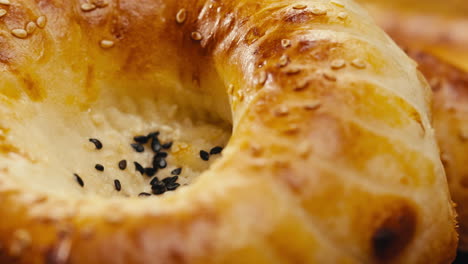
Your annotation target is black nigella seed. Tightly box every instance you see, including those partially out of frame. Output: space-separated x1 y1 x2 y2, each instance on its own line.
200 150 210 161
95 164 104 171
134 162 145 175
89 138 103 150
138 192 151 197
150 177 160 186
145 167 157 177
134 135 149 144
210 146 223 155
131 143 144 153
147 131 160 139
166 182 180 191
153 156 167 169
171 167 182 175
151 136 161 153
156 152 168 158
162 142 173 149
74 173 84 187
151 182 166 195
118 160 127 170
162 176 178 185
114 179 121 191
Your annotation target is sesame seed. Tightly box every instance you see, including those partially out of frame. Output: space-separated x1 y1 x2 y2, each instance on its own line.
166 182 180 191
0 9 7 17
114 179 121 191
274 106 290 116
228 84 234 95
26 22 37 34
81 3 97 12
311 7 327 15
210 146 223 155
151 136 161 153
200 150 210 161
330 0 345 7
89 138 103 149
351 59 366 69
145 167 156 177
118 160 127 170
162 176 178 185
36 16 47 28
74 174 84 187
156 152 168 158
151 182 166 195
191 31 203 41
330 59 346 69
281 39 291 49
0 0 10 6
131 143 144 153
153 156 167 169
171 167 182 175
323 71 336 81
134 162 144 175
257 71 267 85
176 8 187 24
133 135 148 144
162 142 173 149
147 131 160 138
150 177 160 186
286 67 302 75
138 192 151 197
304 101 321 111
95 164 104 171
11 29 27 39
337 12 348 19
100 39 114 49
278 54 289 67
293 4 307 10
92 0 108 7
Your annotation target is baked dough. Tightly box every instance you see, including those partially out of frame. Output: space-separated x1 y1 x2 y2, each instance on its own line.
0 0 457 263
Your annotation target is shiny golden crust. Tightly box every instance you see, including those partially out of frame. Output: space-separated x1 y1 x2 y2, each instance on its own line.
0 0 457 263
407 50 468 251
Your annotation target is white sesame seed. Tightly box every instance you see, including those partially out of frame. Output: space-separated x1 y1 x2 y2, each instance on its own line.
330 0 345 7
330 59 346 69
351 58 366 69
0 0 10 6
323 71 336 81
281 39 291 49
11 29 27 39
274 106 289 116
304 101 321 111
36 16 47 28
92 0 108 7
0 8 6 17
278 54 289 67
293 4 307 10
100 39 115 49
337 12 348 19
81 3 97 12
26 21 37 34
228 84 234 95
191 31 203 41
311 7 328 16
176 8 187 24
257 71 267 85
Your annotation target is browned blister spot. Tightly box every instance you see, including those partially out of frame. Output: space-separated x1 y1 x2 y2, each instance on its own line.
371 202 417 261
20 74 44 101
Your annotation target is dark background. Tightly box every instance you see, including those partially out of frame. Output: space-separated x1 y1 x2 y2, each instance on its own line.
454 251 468 264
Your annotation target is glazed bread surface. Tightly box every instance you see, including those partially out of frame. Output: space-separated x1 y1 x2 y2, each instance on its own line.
0 0 458 263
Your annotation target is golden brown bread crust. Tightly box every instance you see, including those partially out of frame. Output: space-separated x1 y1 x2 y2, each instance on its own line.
0 0 457 263
406 50 468 252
